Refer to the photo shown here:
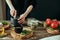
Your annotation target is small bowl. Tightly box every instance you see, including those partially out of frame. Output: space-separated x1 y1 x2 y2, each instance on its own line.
46 29 59 34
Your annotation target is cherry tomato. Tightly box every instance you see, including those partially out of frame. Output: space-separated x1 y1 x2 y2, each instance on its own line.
50 22 58 29
46 18 52 25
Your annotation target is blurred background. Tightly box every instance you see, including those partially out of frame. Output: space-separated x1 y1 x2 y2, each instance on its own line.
0 0 60 20
0 0 6 20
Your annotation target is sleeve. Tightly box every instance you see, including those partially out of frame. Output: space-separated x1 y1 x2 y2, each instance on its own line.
30 0 36 8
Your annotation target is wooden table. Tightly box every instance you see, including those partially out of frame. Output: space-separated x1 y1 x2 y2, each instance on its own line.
5 27 60 40
1 20 60 40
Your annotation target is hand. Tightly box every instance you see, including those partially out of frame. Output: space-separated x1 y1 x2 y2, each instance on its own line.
18 14 26 24
10 9 17 17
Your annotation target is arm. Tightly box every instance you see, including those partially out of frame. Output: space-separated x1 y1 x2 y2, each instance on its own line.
5 0 15 10
18 5 33 24
6 0 17 17
23 0 36 18
23 5 33 17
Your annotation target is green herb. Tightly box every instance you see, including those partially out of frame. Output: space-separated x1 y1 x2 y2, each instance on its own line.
47 27 54 30
2 21 8 25
21 30 30 35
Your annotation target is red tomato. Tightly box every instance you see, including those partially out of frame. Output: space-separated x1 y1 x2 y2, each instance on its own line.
50 22 58 29
52 19 59 25
46 18 52 25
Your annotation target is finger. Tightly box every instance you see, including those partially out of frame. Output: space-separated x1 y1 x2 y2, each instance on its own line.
10 10 15 16
18 17 23 20
14 10 17 16
18 21 23 24
18 18 21 21
19 21 24 24
11 12 14 17
19 21 25 24
18 16 23 20
14 11 17 18
18 19 24 24
18 20 23 23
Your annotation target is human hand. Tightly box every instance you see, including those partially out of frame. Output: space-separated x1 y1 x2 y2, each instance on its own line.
18 14 26 24
10 9 17 17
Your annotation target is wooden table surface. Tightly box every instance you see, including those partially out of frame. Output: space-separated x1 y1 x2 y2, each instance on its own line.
1 20 60 40
5 27 60 40
25 27 60 40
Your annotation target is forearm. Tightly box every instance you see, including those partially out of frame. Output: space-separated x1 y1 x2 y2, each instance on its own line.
24 5 33 17
5 0 15 10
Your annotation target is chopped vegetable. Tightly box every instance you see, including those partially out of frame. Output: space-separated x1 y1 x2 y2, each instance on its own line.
21 30 30 35
2 21 8 25
47 27 54 31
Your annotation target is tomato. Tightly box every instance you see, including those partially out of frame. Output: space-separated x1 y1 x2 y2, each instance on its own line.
46 18 52 25
52 19 59 25
50 22 58 29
